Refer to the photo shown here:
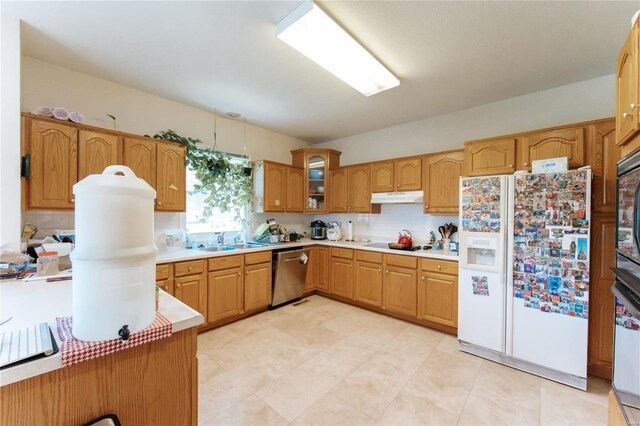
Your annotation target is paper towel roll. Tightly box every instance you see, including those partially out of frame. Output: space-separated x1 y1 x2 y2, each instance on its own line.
347 221 353 241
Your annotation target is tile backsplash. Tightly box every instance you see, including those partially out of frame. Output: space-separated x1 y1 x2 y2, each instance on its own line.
253 204 458 245
24 204 458 250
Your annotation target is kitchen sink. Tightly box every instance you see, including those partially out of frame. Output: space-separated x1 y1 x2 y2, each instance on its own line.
227 243 268 249
199 246 237 252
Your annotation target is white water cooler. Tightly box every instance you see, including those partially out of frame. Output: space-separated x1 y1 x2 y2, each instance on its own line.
70 166 157 341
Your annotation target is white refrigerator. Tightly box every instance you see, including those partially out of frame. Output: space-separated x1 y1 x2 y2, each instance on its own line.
458 170 591 390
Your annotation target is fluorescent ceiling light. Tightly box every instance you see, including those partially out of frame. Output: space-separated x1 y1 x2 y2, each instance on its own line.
276 1 399 97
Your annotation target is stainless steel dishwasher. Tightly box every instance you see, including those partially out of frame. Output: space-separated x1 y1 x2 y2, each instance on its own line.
271 246 310 309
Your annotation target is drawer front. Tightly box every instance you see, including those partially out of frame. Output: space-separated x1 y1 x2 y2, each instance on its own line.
208 255 244 271
156 264 171 280
174 260 204 277
420 258 458 275
244 251 272 265
385 254 417 269
356 250 383 263
331 247 354 259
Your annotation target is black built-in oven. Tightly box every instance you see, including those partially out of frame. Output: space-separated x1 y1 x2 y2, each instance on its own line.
614 153 640 425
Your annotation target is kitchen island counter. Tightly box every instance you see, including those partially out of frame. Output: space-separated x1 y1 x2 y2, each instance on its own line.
0 280 203 425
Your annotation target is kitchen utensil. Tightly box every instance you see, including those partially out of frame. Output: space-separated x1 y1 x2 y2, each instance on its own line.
397 229 413 246
310 220 327 240
438 226 445 239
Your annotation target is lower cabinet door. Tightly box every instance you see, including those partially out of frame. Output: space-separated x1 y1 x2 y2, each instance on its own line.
418 271 458 328
208 267 244 323
354 260 383 307
384 266 417 316
156 278 174 296
330 257 354 299
317 248 330 291
304 248 319 292
175 274 206 320
244 262 272 311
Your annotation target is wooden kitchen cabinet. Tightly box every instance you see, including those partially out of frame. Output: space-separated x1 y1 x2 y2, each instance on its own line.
175 274 206 320
253 160 287 213
156 263 174 296
123 137 156 188
424 150 464 213
519 126 586 170
28 119 78 209
291 148 341 213
78 130 121 180
156 142 186 211
208 266 244 323
329 168 348 212
617 20 640 147
317 247 330 291
371 161 394 192
464 138 516 176
589 119 619 214
286 166 305 212
330 256 354 299
354 251 383 307
348 164 374 213
384 265 418 317
418 268 458 328
372 158 421 192
588 215 616 380
305 247 319 292
244 262 272 312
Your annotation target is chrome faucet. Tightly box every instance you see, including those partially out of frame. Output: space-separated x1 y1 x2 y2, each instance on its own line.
216 232 225 246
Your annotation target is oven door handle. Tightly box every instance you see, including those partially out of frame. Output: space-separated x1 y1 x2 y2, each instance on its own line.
634 182 640 254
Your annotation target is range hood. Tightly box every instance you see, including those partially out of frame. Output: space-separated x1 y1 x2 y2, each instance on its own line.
371 191 423 204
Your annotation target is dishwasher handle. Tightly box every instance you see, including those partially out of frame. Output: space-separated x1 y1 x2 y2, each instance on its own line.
283 253 308 264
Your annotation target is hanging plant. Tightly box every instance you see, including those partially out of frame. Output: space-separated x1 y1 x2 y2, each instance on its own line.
147 129 254 223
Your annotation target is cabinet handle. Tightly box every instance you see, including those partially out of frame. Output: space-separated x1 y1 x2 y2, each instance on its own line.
378 268 381 272
70 198 75 203
158 201 163 206
340 251 343 255
188 266 192 272
246 271 249 275
238 272 241 276
631 103 637 110
385 270 389 274
421 276 425 281
523 162 528 166
437 265 441 270
176 283 181 288
624 112 629 119
509 164 513 168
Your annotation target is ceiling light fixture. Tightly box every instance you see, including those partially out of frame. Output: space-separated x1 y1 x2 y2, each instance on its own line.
276 1 399 97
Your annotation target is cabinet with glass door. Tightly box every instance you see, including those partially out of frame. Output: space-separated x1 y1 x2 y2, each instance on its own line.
291 149 341 213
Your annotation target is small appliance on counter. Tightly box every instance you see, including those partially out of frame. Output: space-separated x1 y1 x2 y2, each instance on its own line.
310 220 327 240
327 221 342 241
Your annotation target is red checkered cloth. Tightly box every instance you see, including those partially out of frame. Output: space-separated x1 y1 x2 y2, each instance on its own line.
56 313 172 366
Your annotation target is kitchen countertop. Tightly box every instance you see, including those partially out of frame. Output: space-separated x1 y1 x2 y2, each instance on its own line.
0 280 204 387
156 239 459 264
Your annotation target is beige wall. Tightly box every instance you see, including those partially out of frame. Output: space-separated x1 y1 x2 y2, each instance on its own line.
316 74 615 165
21 56 309 163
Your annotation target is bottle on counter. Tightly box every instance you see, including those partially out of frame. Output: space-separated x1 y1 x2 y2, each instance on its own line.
37 251 59 277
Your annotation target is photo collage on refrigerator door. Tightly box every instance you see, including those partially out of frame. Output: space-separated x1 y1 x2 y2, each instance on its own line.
512 171 590 319
461 177 501 233
615 300 640 331
617 168 640 258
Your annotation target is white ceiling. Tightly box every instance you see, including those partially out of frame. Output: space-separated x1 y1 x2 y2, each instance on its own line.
3 1 637 143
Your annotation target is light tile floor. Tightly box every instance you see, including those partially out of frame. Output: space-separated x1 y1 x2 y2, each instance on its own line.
197 295 609 426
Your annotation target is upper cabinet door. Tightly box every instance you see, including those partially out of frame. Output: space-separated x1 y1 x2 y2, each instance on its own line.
329 168 348 212
78 130 120 180
29 119 77 209
520 127 585 170
589 120 619 214
424 151 464 213
464 138 516 176
395 158 422 191
617 22 639 146
123 137 156 188
371 161 394 193
348 165 372 213
264 162 286 212
286 167 304 212
156 142 186 211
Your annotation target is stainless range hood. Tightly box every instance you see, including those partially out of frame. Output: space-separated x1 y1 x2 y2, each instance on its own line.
371 191 423 204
